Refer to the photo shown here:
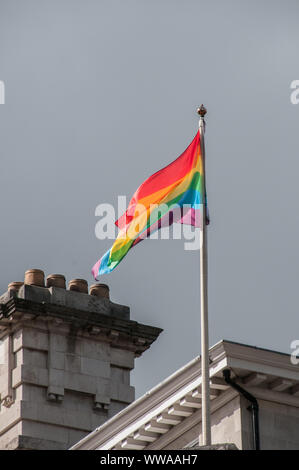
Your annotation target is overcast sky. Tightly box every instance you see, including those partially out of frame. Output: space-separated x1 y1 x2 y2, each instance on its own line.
0 0 299 397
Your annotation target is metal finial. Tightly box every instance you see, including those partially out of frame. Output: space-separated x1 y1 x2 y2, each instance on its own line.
197 104 207 117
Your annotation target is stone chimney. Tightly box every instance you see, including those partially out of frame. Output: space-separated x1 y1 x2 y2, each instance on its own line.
0 269 162 450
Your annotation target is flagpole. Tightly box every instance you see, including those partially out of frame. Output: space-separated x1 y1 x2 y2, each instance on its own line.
197 104 211 446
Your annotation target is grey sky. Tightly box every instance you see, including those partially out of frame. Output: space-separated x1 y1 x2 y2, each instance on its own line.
0 0 298 397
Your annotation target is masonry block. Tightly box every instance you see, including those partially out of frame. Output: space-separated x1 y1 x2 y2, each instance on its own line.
48 287 66 306
95 377 111 405
81 357 110 378
0 339 7 365
51 333 67 353
15 384 45 403
16 349 47 369
111 366 130 385
111 348 135 369
18 285 51 304
111 382 135 403
22 329 49 352
12 330 23 353
64 371 96 395
12 365 48 388
65 354 81 373
64 290 111 316
81 339 110 362
48 369 64 388
49 350 65 370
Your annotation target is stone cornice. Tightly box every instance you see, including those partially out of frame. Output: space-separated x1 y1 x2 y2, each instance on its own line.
0 297 163 357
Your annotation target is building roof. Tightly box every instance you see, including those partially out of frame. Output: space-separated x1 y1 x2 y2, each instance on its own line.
71 340 299 450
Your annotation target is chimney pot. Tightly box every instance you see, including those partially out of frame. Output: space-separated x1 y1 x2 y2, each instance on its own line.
68 279 88 293
89 283 110 299
8 282 24 293
24 269 45 287
46 274 66 289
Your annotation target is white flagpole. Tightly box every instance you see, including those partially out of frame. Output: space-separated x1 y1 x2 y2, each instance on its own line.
197 104 211 446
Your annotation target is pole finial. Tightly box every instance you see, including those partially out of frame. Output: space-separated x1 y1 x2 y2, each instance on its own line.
197 104 207 117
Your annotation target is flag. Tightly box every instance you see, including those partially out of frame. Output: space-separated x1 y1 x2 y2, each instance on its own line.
92 131 208 278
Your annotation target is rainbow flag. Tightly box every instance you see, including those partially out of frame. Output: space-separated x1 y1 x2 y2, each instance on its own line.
92 131 208 278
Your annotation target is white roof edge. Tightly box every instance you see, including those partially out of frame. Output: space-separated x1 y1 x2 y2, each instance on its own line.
71 340 231 450
70 339 294 450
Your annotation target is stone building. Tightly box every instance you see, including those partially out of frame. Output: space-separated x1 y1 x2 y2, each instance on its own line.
71 340 299 450
0 269 162 450
2 270 299 450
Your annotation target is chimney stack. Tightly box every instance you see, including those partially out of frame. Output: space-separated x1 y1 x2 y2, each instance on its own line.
0 268 162 450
